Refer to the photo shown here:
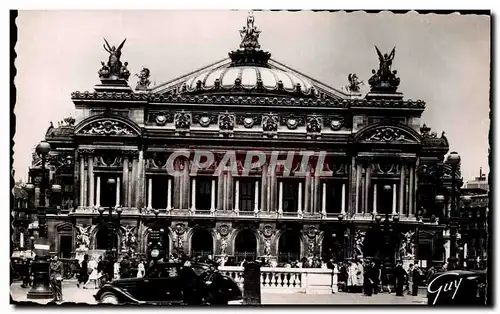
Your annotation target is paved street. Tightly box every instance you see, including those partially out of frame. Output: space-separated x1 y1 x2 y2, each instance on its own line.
11 281 427 305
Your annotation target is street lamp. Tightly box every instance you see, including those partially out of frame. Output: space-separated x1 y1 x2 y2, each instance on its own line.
27 141 53 299
445 152 461 270
97 178 121 252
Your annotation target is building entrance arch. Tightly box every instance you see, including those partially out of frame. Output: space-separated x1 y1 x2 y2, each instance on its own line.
234 229 257 263
95 225 119 251
191 228 213 258
278 230 301 263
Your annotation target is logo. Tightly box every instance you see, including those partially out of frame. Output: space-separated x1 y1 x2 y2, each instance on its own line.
427 272 463 305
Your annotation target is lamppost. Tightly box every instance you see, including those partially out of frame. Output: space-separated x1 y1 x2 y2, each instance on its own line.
97 178 122 253
28 141 62 299
445 151 461 270
375 185 399 267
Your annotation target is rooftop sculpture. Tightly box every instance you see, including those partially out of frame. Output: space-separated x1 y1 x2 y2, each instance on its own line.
368 46 401 93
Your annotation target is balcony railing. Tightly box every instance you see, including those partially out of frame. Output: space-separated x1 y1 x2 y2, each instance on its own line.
218 266 336 294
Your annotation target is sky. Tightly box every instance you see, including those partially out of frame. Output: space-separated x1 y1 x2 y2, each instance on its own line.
13 10 490 182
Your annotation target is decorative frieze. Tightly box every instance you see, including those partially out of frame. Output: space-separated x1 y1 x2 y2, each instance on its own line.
174 111 192 130
236 115 261 128
218 112 235 135
262 114 278 138
364 127 416 143
192 113 217 127
324 116 345 131
280 114 305 130
80 120 135 136
148 111 174 126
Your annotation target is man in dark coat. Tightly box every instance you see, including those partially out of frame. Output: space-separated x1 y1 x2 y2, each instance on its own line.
393 261 407 296
412 265 422 296
120 255 131 279
363 261 373 296
77 254 89 288
373 261 381 294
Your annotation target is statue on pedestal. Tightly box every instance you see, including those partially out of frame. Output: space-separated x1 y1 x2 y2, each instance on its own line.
239 13 261 50
75 224 91 250
368 46 401 93
99 38 129 80
135 67 151 91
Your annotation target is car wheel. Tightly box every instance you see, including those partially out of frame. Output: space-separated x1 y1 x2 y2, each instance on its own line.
100 292 120 304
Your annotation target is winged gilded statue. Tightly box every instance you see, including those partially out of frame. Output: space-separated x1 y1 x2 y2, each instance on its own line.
103 38 127 74
375 46 396 77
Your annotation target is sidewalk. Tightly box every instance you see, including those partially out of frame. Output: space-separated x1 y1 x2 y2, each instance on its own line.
11 281 427 305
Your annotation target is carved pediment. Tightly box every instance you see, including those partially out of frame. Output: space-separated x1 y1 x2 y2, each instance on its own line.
355 123 421 144
56 222 74 233
75 116 141 137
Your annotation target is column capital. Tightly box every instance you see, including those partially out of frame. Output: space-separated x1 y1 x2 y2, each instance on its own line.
399 156 417 165
355 156 373 166
77 149 95 156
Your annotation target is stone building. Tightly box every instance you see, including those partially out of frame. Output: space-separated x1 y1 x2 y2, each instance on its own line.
18 15 458 266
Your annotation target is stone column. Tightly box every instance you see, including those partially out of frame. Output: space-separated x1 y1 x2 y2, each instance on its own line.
270 166 277 212
261 163 268 212
131 155 138 208
115 177 121 207
183 159 190 210
137 150 145 210
298 182 304 214
304 165 311 213
321 182 326 215
191 178 196 211
79 155 85 208
364 164 371 215
392 183 397 214
234 179 240 211
408 164 415 216
88 155 95 207
399 164 406 215
217 170 224 211
167 178 173 210
254 181 259 213
341 183 346 215
227 170 234 211
355 164 362 214
146 177 153 209
95 176 101 207
173 159 181 209
313 173 320 214
122 156 129 208
373 183 377 214
210 179 216 212
278 181 283 214
223 172 228 211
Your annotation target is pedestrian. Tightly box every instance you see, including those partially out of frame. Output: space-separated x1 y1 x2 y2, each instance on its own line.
49 256 64 303
356 260 364 293
412 265 423 296
21 258 31 288
136 259 145 278
77 254 89 288
347 262 358 293
363 261 373 296
373 261 381 294
120 255 131 279
83 256 99 289
393 260 407 297
407 263 414 295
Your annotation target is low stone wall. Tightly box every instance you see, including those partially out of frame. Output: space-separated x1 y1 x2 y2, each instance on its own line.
219 266 336 294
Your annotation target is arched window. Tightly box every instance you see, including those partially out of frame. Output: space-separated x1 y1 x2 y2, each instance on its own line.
278 230 301 263
234 229 257 263
191 229 213 258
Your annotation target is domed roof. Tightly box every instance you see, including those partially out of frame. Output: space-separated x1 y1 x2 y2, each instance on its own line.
182 65 316 96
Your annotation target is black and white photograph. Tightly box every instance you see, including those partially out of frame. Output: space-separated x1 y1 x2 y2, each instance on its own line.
9 9 491 306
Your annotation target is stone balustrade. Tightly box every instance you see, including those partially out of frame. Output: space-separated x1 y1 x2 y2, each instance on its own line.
218 266 336 294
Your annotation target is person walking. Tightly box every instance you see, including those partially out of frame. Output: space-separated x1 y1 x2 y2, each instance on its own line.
347 262 358 293
373 261 381 294
136 259 145 278
120 255 131 279
356 261 364 293
407 264 414 295
393 260 407 297
363 261 373 296
49 256 64 303
83 256 99 289
77 254 89 288
412 265 423 296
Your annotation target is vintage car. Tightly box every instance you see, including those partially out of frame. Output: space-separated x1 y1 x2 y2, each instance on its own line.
94 262 243 305
427 269 487 305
